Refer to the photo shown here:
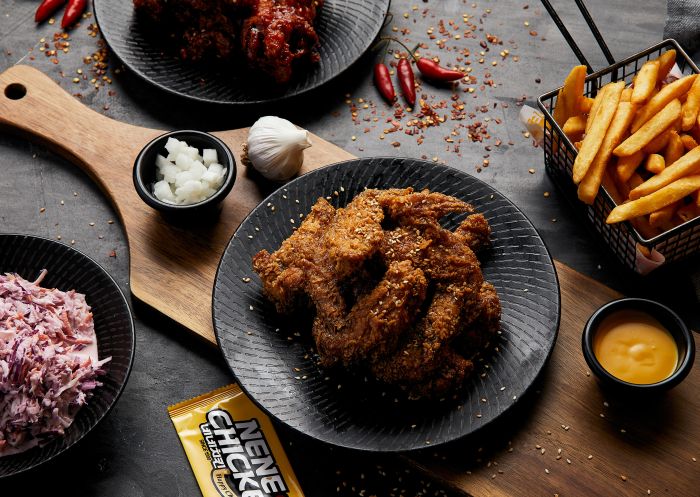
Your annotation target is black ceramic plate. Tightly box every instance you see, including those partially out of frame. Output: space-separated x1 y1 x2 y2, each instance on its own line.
213 158 560 452
0 234 134 477
93 0 391 105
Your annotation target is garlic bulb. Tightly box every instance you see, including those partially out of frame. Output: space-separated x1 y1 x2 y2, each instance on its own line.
246 116 312 181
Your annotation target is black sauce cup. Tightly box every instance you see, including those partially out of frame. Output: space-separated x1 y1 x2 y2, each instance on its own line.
582 298 695 395
133 130 236 220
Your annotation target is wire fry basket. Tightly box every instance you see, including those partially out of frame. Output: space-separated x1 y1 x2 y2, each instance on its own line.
536 2 700 274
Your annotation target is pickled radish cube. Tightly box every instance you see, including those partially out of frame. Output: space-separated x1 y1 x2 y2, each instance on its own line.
164 137 184 155
189 160 207 180
182 146 200 160
153 180 175 203
202 149 218 165
175 180 204 202
174 170 197 187
161 164 178 183
207 162 224 177
155 154 171 170
175 153 193 171
201 169 219 185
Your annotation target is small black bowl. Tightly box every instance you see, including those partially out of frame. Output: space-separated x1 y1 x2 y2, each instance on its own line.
133 130 236 217
582 298 695 394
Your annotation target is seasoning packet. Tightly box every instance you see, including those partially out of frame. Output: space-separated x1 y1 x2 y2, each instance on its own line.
168 384 305 497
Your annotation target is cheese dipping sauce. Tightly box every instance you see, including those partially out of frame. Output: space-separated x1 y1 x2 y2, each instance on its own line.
593 310 678 384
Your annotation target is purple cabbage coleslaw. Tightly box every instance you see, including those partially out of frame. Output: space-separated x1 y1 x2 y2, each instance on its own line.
0 270 111 456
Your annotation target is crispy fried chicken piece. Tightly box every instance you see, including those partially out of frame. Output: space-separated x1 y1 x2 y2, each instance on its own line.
455 213 492 253
313 261 427 367
240 0 323 84
252 198 336 313
457 281 501 355
376 189 475 222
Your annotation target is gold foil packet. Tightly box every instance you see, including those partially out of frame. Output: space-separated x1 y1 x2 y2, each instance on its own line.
168 384 305 497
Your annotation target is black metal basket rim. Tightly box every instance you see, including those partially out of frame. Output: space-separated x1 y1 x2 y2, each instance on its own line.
536 38 700 247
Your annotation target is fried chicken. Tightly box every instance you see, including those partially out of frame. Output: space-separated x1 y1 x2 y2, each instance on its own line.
240 0 323 84
252 188 501 398
133 0 323 84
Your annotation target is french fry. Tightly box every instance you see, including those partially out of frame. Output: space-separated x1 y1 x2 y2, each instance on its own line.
602 171 625 204
553 65 587 126
631 216 662 239
645 154 665 174
630 74 696 132
563 115 587 141
631 60 660 104
676 202 700 223
614 99 681 157
642 129 672 154
585 88 606 134
580 96 594 113
664 130 685 166
615 151 644 182
649 201 681 228
578 102 636 204
681 134 699 150
607 174 700 223
621 88 633 102
656 49 677 83
637 243 652 257
630 145 700 199
682 76 700 130
628 172 645 191
573 82 625 183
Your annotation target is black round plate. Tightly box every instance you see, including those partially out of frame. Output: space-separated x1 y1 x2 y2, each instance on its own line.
0 234 135 477
93 0 391 105
213 158 560 452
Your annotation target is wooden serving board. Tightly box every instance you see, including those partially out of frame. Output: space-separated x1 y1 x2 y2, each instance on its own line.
0 65 354 343
1 66 698 496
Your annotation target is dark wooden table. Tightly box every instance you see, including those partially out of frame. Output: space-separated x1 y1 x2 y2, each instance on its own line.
1 1 697 495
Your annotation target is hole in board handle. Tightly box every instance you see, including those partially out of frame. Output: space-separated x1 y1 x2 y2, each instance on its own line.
4 83 27 100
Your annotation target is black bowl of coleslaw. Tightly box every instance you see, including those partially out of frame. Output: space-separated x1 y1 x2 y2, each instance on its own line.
0 234 135 478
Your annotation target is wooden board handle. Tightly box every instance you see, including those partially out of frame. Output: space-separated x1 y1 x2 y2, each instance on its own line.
0 65 161 191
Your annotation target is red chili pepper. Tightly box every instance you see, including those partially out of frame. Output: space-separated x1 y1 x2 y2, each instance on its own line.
61 0 87 29
35 0 66 23
415 58 464 82
374 63 396 103
397 57 416 107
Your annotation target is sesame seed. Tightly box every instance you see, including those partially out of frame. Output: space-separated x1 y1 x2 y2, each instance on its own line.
566 458 571 464
39 207 46 213
587 454 593 460
620 475 627 481
544 468 550 474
